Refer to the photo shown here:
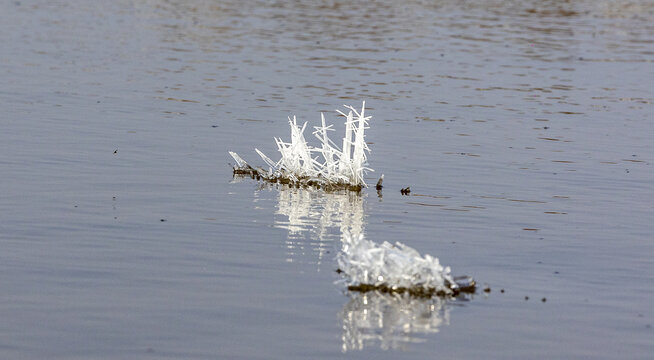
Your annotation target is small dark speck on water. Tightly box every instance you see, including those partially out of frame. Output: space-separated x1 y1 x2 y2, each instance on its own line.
541 297 547 302
525 296 530 301
483 287 491 293
113 149 118 154
211 125 218 128
500 289 505 293
160 219 166 222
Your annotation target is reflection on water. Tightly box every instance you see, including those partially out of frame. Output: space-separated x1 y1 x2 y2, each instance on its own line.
273 185 365 265
341 292 450 352
265 182 464 350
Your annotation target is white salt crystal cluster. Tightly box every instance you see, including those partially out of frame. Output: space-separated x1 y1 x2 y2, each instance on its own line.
337 233 456 295
229 102 372 189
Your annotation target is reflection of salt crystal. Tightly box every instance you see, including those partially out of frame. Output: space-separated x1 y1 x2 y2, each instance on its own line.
340 292 449 351
337 233 455 295
274 187 365 265
229 102 372 189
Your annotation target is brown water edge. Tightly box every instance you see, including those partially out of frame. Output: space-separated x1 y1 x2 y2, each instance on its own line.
232 167 364 192
344 275 478 299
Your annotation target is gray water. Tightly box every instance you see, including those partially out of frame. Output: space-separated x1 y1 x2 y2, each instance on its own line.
2 0 653 359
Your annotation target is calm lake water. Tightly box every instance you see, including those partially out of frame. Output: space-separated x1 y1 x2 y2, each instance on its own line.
1 0 653 359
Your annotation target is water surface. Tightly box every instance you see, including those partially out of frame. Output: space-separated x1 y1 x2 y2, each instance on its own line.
1 1 653 359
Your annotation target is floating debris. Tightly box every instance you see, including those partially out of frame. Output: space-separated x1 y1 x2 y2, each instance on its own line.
375 174 384 191
337 233 475 298
229 102 372 192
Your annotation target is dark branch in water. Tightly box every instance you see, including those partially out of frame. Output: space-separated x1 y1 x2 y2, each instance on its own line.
232 165 258 177
343 275 477 298
232 172 363 193
346 276 476 298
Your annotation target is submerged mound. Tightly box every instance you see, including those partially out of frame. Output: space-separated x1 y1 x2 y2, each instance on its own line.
229 102 372 192
337 233 475 297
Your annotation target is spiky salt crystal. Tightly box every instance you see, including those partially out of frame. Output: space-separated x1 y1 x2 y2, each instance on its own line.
229 102 372 191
